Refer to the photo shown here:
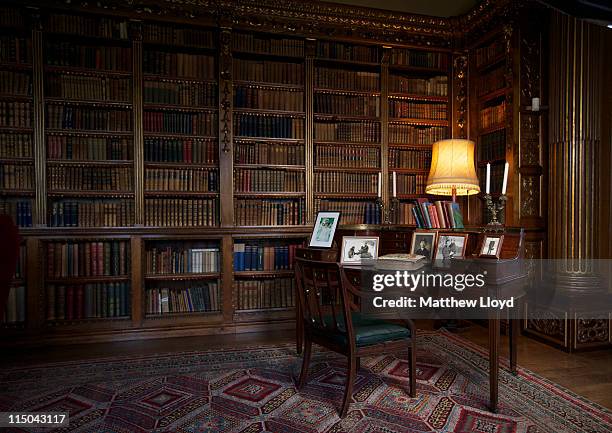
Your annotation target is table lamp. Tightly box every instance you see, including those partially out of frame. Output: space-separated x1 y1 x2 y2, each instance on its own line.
425 139 480 202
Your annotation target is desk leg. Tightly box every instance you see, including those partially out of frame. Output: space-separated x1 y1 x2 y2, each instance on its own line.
509 313 519 374
489 311 500 413
296 303 303 354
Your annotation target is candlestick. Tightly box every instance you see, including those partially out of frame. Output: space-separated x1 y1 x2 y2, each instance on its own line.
486 163 491 194
481 193 507 229
501 162 509 194
377 172 382 197
392 171 397 197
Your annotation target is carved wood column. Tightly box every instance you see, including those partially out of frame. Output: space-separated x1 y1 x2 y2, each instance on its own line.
305 39 315 224
548 11 604 280
130 20 144 226
380 47 390 222
218 27 234 227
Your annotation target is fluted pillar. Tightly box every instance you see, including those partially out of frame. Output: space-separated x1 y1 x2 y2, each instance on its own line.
548 11 605 293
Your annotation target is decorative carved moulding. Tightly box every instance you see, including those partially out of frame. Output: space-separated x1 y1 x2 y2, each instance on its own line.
15 0 514 49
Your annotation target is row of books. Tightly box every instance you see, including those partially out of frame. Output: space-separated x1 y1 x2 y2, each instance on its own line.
143 111 216 135
234 169 304 192
49 200 135 227
47 14 129 40
233 243 300 271
46 240 130 278
143 51 215 80
478 163 506 193
475 39 505 67
145 198 218 227
3 286 25 324
388 124 447 144
47 136 133 161
315 172 377 194
46 74 131 102
46 282 130 320
234 142 304 166
144 137 218 164
389 75 448 96
411 199 464 229
46 105 132 131
315 68 379 91
145 245 220 274
233 59 304 85
0 133 32 158
394 173 427 195
235 278 295 310
317 41 379 63
0 164 34 190
389 148 432 169
315 199 381 225
390 202 417 225
314 121 380 143
234 87 304 112
1 199 32 227
478 130 506 161
146 284 220 315
390 49 448 69
144 80 216 107
0 7 23 27
233 33 304 56
145 168 218 192
0 36 31 64
48 166 133 191
234 114 304 139
315 145 379 168
235 199 305 226
143 24 214 48
0 70 31 96
480 101 506 130
45 42 132 71
315 94 380 117
389 101 447 120
0 102 31 127
478 67 506 97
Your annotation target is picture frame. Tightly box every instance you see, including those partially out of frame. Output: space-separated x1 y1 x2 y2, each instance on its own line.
340 236 379 265
479 234 504 258
309 211 341 248
433 233 468 262
410 231 437 262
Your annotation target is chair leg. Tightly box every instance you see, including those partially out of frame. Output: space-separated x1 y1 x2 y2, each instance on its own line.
298 338 312 389
408 343 417 398
340 354 357 418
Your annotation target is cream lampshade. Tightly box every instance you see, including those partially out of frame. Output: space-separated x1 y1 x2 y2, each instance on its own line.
425 139 480 200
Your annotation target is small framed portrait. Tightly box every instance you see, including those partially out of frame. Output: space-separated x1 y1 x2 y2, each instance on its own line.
479 234 504 258
433 233 468 262
410 231 437 261
309 211 341 248
341 236 379 265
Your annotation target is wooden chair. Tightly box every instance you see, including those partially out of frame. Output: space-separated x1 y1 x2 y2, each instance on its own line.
294 257 417 418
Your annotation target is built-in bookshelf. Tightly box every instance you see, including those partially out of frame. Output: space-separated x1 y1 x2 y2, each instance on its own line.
2 242 26 326
232 31 306 227
0 9 34 227
143 21 219 228
44 239 131 323
472 36 509 195
314 41 382 225
144 239 221 317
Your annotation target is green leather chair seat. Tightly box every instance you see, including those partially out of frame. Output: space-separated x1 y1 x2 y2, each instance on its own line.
312 312 411 347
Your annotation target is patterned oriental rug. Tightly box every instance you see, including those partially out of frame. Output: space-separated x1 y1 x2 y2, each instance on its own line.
0 331 610 433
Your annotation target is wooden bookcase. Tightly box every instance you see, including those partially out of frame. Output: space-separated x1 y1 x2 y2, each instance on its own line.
0 2 544 346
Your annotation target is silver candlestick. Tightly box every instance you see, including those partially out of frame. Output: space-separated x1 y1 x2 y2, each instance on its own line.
482 193 507 229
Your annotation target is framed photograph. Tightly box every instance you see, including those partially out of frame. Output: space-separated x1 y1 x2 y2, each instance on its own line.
479 234 504 258
410 231 437 261
433 233 468 262
309 211 341 248
340 236 379 265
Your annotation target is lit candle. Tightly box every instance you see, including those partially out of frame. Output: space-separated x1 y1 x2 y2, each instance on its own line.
392 171 397 197
501 162 509 194
486 163 491 194
377 172 382 197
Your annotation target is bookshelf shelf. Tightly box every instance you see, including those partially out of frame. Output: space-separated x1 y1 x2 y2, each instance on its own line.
44 97 132 108
389 64 447 74
234 192 305 198
476 54 505 72
144 273 220 281
315 57 380 67
0 190 35 196
45 316 131 326
390 167 429 174
44 65 132 77
233 108 305 117
314 113 380 122
0 127 33 133
46 129 133 137
233 49 305 61
143 132 216 139
478 87 507 103
0 62 33 71
46 275 130 284
47 160 133 166
388 93 448 102
314 88 381 96
314 192 377 198
314 140 380 147
143 41 216 53
144 162 218 169
47 191 135 198
143 74 216 85
45 31 130 45
234 80 304 90
0 157 34 164
234 163 305 171
234 136 304 143
144 191 218 197
145 311 222 320
314 166 381 173
234 270 295 278
388 118 448 126
0 94 32 101
143 103 217 113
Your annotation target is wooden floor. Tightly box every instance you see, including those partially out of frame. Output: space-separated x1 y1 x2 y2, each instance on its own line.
2 324 611 410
